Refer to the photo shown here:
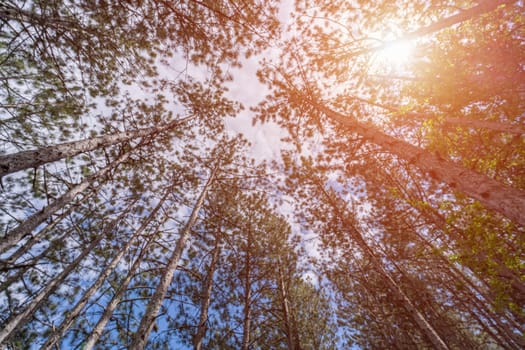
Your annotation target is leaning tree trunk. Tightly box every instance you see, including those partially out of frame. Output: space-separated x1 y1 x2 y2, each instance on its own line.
277 259 297 350
82 218 166 350
241 226 253 350
194 236 221 350
0 150 131 254
0 115 194 177
313 102 525 226
1 190 97 270
129 165 218 350
0 210 126 345
351 0 514 58
314 179 451 350
40 191 171 350
356 230 450 349
0 228 71 293
347 95 525 135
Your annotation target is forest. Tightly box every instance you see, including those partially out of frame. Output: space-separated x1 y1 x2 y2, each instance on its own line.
0 0 523 349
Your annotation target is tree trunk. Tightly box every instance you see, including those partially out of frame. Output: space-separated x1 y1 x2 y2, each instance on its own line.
277 260 297 350
406 0 514 39
194 237 221 350
1 191 97 270
348 94 525 135
129 165 218 350
40 191 170 350
314 180 450 350
241 227 252 350
82 219 163 350
356 234 450 350
0 151 131 254
427 116 523 135
0 116 194 177
313 102 525 226
351 0 514 58
0 210 125 345
0 228 71 293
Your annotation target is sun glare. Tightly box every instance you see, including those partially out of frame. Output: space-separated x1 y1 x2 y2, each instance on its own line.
371 39 415 71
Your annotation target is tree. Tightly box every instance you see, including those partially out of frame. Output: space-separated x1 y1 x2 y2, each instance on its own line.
279 155 522 348
0 148 133 253
255 0 524 225
0 200 132 344
2 0 523 348
129 161 218 350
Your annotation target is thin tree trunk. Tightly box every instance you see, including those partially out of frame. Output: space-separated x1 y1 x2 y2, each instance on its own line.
314 179 450 350
277 260 296 350
0 210 126 345
313 102 525 226
405 0 514 39
1 192 97 270
426 116 523 135
0 228 71 293
194 236 221 350
241 226 252 350
0 116 194 177
416 204 525 305
357 234 450 350
129 165 218 350
82 219 164 350
0 151 131 254
40 191 171 350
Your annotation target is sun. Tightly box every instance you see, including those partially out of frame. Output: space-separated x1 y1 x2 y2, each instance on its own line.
378 40 414 65
370 39 415 72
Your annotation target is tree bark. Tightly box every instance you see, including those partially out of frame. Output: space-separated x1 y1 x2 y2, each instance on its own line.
353 229 450 350
193 237 221 350
0 116 194 177
405 0 515 39
129 165 218 350
313 102 525 226
40 191 170 350
0 210 125 345
0 151 131 254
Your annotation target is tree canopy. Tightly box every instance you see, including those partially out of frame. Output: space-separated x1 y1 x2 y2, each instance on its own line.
1 0 523 349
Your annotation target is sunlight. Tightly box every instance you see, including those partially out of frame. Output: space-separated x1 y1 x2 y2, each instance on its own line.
372 39 415 70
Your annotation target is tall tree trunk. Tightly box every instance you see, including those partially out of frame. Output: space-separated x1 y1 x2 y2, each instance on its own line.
314 179 450 350
0 210 126 345
405 0 514 39
0 115 194 177
1 191 97 270
40 191 170 350
129 165 218 350
313 102 525 226
0 227 71 293
351 0 514 58
0 151 131 254
356 234 450 350
241 226 252 350
347 94 525 135
82 219 163 350
194 236 221 350
277 260 297 350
